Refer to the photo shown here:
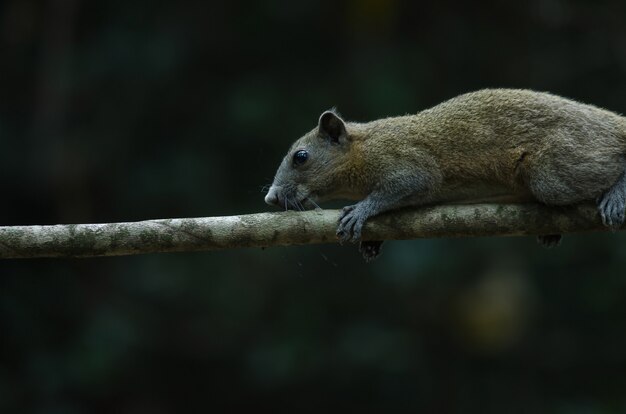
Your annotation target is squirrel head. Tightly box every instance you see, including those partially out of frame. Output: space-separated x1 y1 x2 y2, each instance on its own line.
265 109 355 209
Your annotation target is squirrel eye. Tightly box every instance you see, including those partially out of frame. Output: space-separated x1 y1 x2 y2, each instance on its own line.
293 150 308 166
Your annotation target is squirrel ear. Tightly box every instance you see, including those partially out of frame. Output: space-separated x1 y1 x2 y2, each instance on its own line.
318 110 347 143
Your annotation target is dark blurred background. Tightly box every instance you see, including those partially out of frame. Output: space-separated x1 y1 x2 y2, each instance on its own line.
2 0 626 413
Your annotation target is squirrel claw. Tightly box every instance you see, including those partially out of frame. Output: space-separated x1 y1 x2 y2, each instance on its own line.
336 230 347 245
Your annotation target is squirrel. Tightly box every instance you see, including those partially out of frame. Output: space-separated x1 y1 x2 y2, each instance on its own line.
264 89 626 261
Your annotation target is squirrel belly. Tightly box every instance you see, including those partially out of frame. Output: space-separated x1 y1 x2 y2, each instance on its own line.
265 88 626 260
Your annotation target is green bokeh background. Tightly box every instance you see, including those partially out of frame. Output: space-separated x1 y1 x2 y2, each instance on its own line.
2 1 626 412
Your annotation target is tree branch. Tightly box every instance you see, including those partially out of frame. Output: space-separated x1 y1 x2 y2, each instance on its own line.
0 203 619 259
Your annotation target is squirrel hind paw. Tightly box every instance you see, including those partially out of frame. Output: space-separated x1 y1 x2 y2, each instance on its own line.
537 234 562 248
597 187 626 229
359 241 383 262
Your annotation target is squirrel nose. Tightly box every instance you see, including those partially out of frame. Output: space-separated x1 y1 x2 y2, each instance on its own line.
265 187 281 206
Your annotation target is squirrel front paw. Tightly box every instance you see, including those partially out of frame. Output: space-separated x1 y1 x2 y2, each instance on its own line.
336 204 369 244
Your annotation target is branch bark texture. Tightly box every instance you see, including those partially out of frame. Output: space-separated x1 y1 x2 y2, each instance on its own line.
0 203 619 259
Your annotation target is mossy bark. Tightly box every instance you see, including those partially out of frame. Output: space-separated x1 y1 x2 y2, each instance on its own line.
0 203 618 259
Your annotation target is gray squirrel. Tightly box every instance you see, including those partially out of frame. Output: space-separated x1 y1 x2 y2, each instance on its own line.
265 89 626 261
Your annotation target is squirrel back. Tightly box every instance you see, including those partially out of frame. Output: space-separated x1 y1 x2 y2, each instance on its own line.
349 89 626 203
